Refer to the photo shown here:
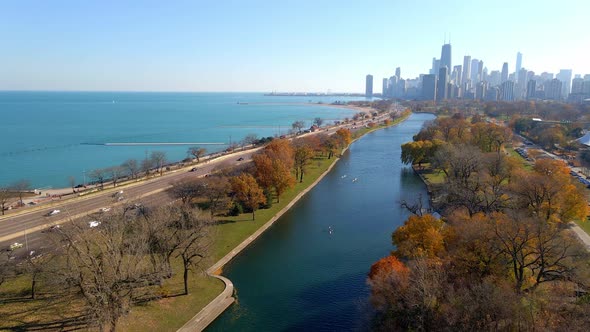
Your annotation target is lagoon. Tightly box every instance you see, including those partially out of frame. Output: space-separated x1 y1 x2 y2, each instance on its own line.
207 113 435 331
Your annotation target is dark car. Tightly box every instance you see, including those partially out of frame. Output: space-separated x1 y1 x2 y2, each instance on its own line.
189 167 197 172
237 157 244 161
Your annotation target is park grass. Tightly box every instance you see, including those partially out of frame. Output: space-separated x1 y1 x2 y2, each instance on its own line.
506 147 533 170
575 219 590 235
0 113 409 331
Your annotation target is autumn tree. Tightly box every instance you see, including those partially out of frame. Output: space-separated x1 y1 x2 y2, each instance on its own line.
262 139 295 169
335 128 352 147
392 214 446 259
320 135 340 159
367 255 410 311
492 212 585 292
511 159 588 223
293 143 314 182
188 146 207 163
253 153 295 202
230 173 266 220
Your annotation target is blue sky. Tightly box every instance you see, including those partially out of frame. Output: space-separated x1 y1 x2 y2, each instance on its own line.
1 0 588 92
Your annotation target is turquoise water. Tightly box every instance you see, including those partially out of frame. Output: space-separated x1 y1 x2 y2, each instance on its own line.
0 92 363 188
208 113 435 331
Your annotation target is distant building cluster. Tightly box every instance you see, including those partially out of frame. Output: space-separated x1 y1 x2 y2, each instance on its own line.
366 44 590 104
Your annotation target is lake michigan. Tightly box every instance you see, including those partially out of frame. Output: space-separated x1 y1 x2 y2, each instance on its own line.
0 92 363 188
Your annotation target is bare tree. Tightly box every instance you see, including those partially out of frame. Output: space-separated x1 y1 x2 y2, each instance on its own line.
0 186 11 215
313 117 324 127
68 176 76 193
121 159 139 179
89 169 106 189
168 206 211 295
292 120 305 133
242 133 258 147
108 166 125 187
202 176 230 218
150 151 167 176
0 250 15 288
188 147 207 163
53 212 166 331
22 253 49 299
141 158 154 178
169 178 204 205
10 179 31 206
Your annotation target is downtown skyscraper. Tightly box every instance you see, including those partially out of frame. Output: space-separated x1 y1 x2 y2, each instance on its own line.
440 44 452 76
462 55 471 86
365 74 373 97
515 52 522 81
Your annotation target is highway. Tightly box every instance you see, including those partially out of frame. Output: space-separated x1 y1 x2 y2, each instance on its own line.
0 148 260 258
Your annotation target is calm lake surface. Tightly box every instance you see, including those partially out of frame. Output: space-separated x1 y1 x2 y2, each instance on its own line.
0 92 363 188
208 113 435 331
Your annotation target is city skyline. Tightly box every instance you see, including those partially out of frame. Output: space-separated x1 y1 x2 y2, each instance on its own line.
1 0 589 92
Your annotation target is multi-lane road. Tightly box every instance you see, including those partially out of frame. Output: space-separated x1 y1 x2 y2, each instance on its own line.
0 148 261 258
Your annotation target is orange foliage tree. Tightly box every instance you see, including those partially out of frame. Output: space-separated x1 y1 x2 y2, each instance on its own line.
335 128 352 147
511 159 588 222
392 214 446 259
229 173 266 220
253 140 296 202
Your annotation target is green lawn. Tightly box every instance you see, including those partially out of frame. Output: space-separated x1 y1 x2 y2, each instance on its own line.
506 147 533 170
575 219 590 235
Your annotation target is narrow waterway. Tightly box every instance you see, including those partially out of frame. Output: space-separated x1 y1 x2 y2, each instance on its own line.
207 113 435 331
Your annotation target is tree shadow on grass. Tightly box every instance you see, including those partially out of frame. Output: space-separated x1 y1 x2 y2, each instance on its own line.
3 314 88 332
214 219 252 225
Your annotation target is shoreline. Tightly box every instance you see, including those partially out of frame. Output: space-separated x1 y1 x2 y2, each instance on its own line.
179 110 412 331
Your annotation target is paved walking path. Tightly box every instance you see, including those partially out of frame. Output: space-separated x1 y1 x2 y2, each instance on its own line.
570 222 590 251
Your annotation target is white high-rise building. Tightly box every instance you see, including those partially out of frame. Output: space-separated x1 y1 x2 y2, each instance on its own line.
556 69 573 99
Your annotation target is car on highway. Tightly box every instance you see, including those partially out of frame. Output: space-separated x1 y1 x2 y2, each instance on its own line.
9 242 23 250
89 221 101 228
99 207 111 213
46 209 60 216
189 167 197 172
237 157 244 161
112 190 124 197
42 225 61 233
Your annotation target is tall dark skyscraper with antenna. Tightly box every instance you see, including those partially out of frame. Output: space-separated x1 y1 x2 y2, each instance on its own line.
440 43 452 75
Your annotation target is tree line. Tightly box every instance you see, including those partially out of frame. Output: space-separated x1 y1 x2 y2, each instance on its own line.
169 130 353 221
369 113 590 330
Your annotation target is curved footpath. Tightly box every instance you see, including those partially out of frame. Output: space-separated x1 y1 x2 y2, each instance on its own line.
178 112 410 332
